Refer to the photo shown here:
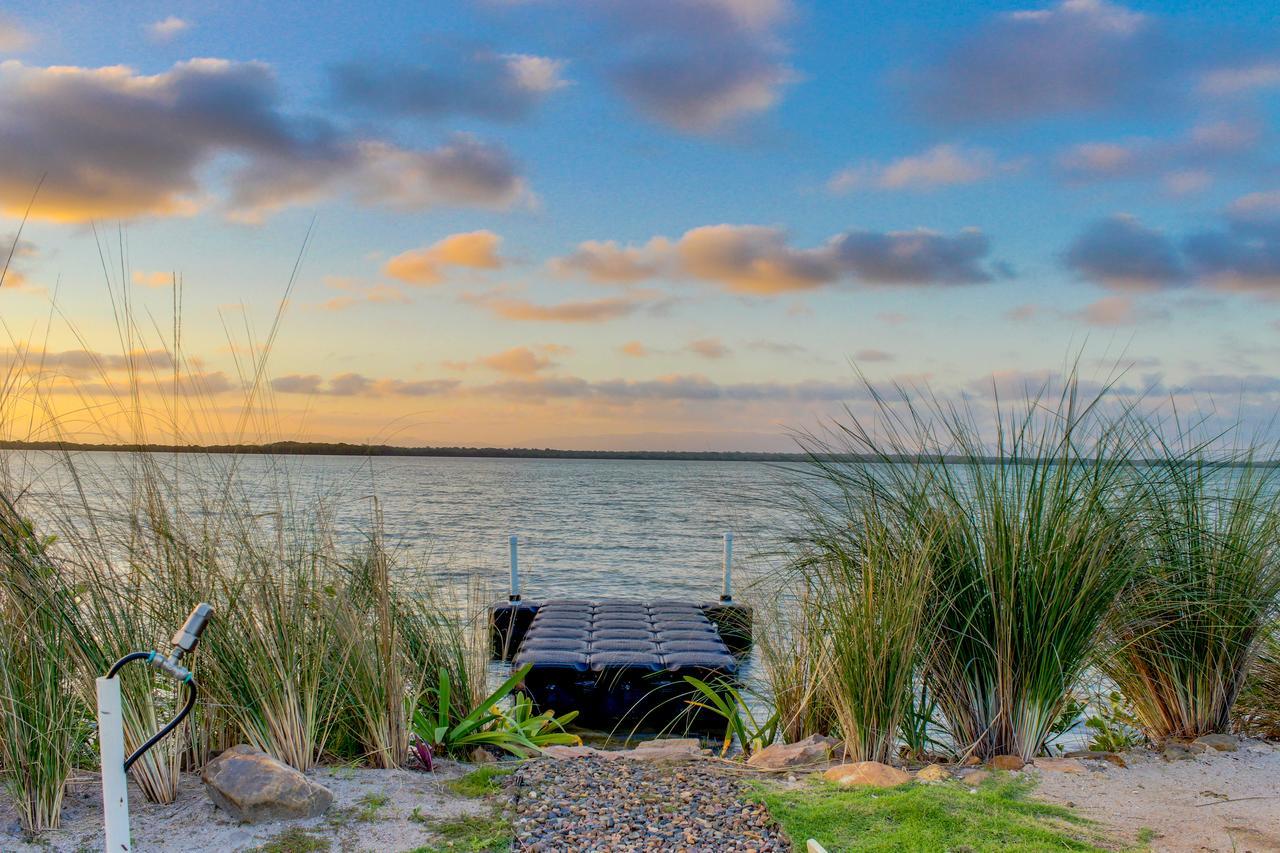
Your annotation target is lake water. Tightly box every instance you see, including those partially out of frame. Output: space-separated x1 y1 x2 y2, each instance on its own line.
6 451 803 603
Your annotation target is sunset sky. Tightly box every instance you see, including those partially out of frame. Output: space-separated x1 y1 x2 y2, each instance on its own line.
1 0 1279 450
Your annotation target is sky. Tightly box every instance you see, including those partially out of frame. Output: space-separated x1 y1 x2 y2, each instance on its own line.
1 0 1279 451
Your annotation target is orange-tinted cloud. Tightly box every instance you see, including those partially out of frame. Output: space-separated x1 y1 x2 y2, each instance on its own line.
317 276 410 310
383 231 503 285
686 338 730 359
477 346 562 376
620 341 649 357
464 292 644 323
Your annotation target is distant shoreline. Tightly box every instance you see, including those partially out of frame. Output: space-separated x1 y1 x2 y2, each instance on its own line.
4 440 1276 467
0 439 812 462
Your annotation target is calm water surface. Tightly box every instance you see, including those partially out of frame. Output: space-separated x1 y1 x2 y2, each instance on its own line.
8 451 802 602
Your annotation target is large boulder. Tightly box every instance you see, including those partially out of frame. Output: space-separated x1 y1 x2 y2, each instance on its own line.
201 745 333 823
823 761 912 788
747 734 841 770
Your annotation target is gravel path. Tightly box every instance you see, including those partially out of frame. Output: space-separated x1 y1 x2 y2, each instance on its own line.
511 755 791 852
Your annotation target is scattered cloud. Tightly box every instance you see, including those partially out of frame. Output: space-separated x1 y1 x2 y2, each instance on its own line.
478 345 564 376
0 59 528 223
331 51 567 122
0 15 30 52
686 337 731 359
907 0 1166 123
1063 214 1187 291
317 276 410 311
549 239 669 283
551 224 998 295
147 16 190 41
828 144 1015 194
270 373 459 397
0 347 174 379
462 291 647 323
589 0 797 133
852 349 894 362
383 231 503 286
132 271 174 289
620 341 649 357
746 340 806 355
1065 295 1168 326
1056 120 1262 188
1198 62 1280 96
1066 200 1280 296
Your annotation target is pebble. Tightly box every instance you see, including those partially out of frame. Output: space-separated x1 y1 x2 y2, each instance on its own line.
511 754 790 852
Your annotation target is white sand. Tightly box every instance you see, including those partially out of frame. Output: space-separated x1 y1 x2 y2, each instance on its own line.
1033 739 1280 852
0 760 494 852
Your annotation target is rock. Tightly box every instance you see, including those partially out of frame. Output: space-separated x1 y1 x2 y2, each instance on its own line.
915 764 951 783
471 747 496 763
1163 744 1198 761
823 761 912 788
622 740 708 763
747 734 840 770
636 738 701 751
1064 749 1127 768
1193 734 1238 752
1032 757 1087 774
990 754 1025 771
543 745 606 760
201 745 333 823
963 770 991 786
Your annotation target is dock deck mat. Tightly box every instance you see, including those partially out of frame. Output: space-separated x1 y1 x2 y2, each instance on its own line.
502 599 741 731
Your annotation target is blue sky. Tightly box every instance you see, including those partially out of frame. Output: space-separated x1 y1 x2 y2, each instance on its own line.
1 0 1278 450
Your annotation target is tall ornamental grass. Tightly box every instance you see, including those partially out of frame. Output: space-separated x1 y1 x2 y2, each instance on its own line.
792 376 1142 761
1104 453 1280 741
1234 627 1280 738
0 497 79 834
789 505 937 762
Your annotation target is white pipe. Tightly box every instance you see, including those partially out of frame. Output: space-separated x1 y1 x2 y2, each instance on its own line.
721 531 734 601
508 535 520 600
97 676 131 853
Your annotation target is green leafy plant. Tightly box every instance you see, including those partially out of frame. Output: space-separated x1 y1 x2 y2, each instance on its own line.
683 676 779 757
1083 691 1145 753
413 664 579 758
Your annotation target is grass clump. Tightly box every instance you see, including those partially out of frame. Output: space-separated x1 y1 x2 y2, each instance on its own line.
790 375 1142 762
1235 627 1280 738
1103 453 1280 742
753 776 1107 852
251 827 331 853
413 811 513 852
788 503 938 762
448 766 514 798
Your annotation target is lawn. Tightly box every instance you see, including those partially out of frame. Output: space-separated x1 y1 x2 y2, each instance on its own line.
752 774 1118 852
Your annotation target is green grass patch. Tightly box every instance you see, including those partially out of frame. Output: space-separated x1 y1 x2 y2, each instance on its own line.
250 827 331 853
447 765 514 798
409 811 512 852
752 775 1113 852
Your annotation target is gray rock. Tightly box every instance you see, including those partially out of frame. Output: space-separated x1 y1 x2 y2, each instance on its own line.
1162 744 1198 761
1193 733 1238 752
201 744 333 823
746 734 840 770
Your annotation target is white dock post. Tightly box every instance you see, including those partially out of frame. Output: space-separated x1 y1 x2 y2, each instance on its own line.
97 676 131 852
509 535 521 601
721 531 734 602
